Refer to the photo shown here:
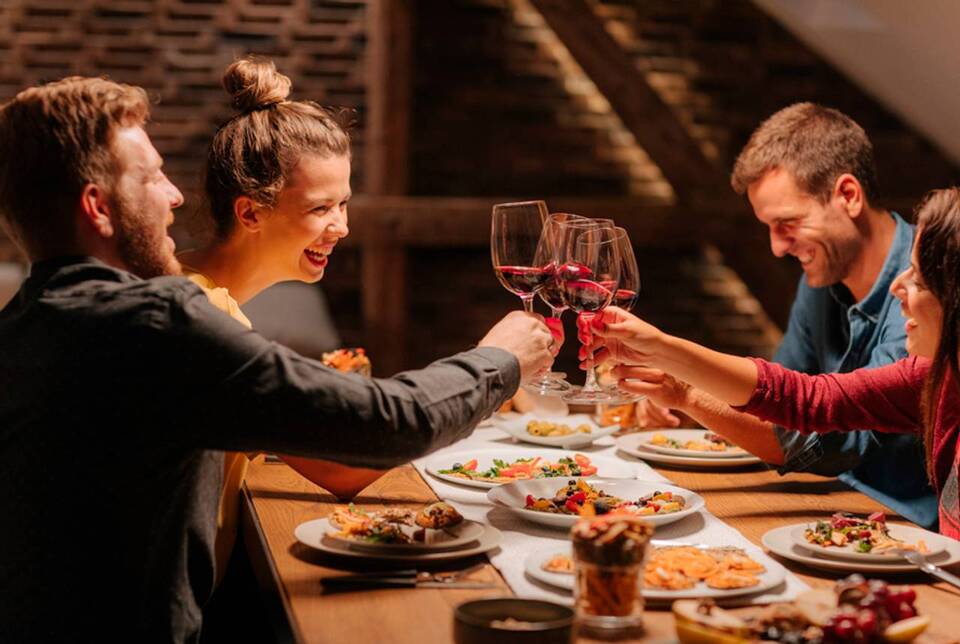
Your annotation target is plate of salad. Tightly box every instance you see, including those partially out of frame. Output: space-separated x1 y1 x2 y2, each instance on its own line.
424 448 636 489
789 512 949 562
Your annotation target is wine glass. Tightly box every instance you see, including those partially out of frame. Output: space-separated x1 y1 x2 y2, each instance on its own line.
523 215 593 395
559 224 621 404
491 201 549 313
594 226 644 404
612 227 640 312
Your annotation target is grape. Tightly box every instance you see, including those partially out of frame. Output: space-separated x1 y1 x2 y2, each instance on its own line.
868 580 889 599
834 618 856 639
897 602 916 620
899 587 916 605
857 609 878 635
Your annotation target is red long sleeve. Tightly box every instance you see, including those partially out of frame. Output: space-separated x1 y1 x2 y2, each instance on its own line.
742 357 929 436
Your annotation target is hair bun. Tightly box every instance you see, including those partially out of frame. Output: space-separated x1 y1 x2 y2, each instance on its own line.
222 56 291 112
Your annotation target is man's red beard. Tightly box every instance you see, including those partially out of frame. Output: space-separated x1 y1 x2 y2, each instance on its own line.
110 192 181 278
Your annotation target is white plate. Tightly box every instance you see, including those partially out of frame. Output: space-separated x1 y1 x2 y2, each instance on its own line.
477 410 522 428
325 515 486 553
487 478 703 529
496 413 619 448
786 523 950 563
763 524 960 573
616 433 763 469
524 546 786 602
637 429 749 459
295 518 502 561
424 447 636 490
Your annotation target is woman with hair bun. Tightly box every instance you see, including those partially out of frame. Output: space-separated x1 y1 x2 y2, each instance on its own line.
178 56 382 581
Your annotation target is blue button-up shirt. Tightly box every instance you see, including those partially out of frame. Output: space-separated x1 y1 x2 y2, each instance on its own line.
773 212 937 529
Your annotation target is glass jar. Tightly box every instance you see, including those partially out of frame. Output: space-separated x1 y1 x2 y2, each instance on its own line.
571 516 652 632
573 559 644 629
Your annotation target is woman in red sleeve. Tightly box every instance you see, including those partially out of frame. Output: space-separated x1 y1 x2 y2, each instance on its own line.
584 188 960 539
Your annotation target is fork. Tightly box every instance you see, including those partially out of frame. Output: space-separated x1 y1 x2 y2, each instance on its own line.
897 549 960 589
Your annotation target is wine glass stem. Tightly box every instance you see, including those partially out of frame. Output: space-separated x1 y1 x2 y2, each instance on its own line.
583 364 601 392
521 295 535 314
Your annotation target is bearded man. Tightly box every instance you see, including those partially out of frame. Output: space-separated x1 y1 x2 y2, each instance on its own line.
0 77 554 642
633 103 936 529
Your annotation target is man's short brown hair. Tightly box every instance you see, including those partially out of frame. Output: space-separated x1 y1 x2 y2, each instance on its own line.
731 102 879 205
0 77 149 258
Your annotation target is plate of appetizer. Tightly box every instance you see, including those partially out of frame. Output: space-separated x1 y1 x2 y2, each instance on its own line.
615 433 763 468
525 542 785 602
323 502 484 552
294 502 503 561
762 524 960 573
495 413 619 448
424 448 635 489
638 429 749 458
487 478 703 528
787 512 950 562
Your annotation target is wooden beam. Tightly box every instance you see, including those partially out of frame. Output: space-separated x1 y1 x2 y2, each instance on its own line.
363 0 414 374
528 0 719 197
523 0 806 325
343 196 727 247
364 0 412 195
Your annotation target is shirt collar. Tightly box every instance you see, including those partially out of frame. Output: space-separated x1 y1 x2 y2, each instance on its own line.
24 256 139 293
828 211 913 322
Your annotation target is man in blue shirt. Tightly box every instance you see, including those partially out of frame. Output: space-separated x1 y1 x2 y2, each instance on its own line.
634 103 936 528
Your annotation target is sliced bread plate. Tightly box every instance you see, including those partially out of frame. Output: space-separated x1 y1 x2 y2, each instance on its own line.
787 523 949 563
487 478 703 529
524 545 786 602
295 518 502 561
763 525 960 573
495 413 619 448
615 433 763 468
425 447 636 490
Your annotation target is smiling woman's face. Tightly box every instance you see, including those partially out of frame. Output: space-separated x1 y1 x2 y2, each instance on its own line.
256 153 351 284
890 231 944 358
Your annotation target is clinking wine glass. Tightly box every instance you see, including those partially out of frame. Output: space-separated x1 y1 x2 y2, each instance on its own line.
559 224 621 404
491 201 549 313
594 226 644 404
527 214 616 396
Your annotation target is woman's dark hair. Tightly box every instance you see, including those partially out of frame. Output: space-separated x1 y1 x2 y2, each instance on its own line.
915 187 960 481
205 56 351 239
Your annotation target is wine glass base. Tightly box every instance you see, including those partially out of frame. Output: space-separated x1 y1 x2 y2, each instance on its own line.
522 373 573 396
561 386 645 405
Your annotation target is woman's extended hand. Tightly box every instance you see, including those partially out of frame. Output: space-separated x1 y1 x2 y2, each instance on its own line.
577 306 667 369
611 366 692 411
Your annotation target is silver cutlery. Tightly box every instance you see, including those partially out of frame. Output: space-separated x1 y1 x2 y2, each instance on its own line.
321 563 499 592
897 549 960 589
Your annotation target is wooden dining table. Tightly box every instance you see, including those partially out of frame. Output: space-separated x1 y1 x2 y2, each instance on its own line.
240 455 960 643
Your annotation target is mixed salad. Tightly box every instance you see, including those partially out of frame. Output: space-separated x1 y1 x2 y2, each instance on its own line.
804 512 927 554
524 479 685 517
438 454 597 483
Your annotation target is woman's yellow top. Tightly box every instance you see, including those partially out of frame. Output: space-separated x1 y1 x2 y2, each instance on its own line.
182 267 254 586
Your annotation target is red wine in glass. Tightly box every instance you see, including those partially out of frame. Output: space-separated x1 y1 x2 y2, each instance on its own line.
490 201 548 313
559 226 621 404
494 265 551 297
563 276 615 313
612 288 638 310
